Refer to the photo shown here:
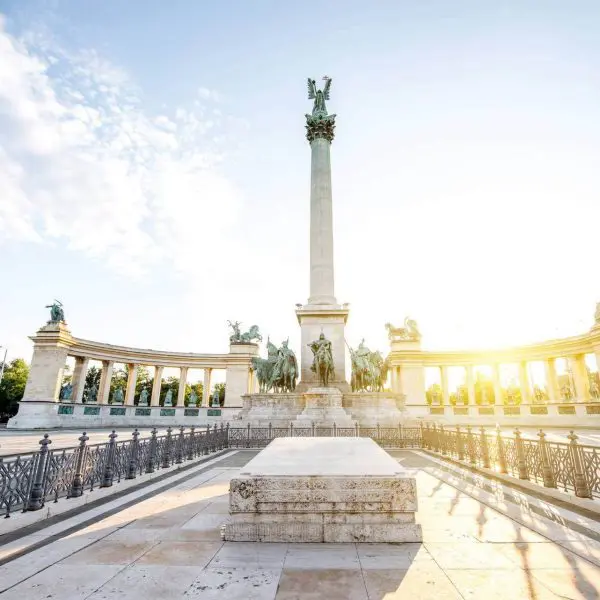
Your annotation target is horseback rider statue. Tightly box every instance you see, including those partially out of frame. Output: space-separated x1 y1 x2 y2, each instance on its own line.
250 337 298 393
308 333 334 387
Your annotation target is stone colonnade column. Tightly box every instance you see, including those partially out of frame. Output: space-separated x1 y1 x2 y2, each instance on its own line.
203 368 212 407
570 354 590 402
71 356 89 403
125 363 138 406
98 360 114 404
177 367 188 406
440 366 449 405
544 358 560 403
465 365 476 405
151 366 164 406
519 361 531 404
492 364 503 405
391 366 400 394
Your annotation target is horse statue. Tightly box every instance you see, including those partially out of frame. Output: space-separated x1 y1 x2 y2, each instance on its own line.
228 321 263 344
240 325 262 343
312 343 334 387
370 352 389 392
271 340 298 392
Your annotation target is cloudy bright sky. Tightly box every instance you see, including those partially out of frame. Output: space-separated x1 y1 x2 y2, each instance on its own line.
1 1 600 368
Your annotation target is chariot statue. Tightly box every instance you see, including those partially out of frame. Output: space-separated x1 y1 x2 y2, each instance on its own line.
385 317 421 341
228 320 263 344
308 333 334 387
46 300 65 324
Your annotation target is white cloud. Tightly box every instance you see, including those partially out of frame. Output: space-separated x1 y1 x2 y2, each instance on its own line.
0 16 241 278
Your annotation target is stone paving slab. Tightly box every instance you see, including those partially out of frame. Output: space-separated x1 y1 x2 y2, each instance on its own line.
0 450 599 599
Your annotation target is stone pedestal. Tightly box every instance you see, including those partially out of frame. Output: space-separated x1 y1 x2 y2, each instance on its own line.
225 343 260 407
238 393 305 425
343 392 408 426
295 387 354 427
295 305 349 392
223 437 421 543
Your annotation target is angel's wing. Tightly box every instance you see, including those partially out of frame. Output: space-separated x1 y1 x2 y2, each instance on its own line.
307 78 316 99
322 77 332 100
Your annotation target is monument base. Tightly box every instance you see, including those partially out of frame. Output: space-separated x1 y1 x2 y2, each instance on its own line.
343 392 408 426
295 387 354 427
223 437 421 543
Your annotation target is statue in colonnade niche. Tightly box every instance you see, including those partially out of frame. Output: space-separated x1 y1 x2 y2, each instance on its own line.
228 320 263 344
595 302 600 325
86 383 98 403
211 389 221 407
112 386 124 405
349 339 389 393
59 382 73 401
308 333 334 387
46 300 65 324
189 389 198 407
164 389 173 406
138 387 149 406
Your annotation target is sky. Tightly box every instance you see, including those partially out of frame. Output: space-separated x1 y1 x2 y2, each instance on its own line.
1 0 600 374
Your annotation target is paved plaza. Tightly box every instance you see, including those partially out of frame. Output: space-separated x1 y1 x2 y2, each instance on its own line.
1 449 599 599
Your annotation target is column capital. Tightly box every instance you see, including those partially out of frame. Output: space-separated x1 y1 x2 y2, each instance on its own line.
306 114 336 143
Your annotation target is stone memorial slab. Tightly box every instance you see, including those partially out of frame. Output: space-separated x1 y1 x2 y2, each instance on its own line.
222 437 421 543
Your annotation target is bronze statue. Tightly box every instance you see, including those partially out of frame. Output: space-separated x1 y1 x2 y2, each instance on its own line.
46 300 65 323
228 320 262 344
308 333 334 387
349 339 389 392
251 338 298 393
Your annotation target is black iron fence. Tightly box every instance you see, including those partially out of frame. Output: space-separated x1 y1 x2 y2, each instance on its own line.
0 424 228 517
1 423 598 518
422 424 600 500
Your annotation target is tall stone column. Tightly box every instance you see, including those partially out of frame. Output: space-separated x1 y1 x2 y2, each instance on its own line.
296 78 349 390
570 355 590 402
125 363 138 406
177 367 188 406
71 356 89 403
202 368 212 407
519 361 531 404
98 360 114 404
440 366 450 405
544 358 560 403
151 366 163 406
492 364 503 405
465 365 475 405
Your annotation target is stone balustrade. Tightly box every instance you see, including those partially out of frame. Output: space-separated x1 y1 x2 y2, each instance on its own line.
8 321 259 429
387 322 600 421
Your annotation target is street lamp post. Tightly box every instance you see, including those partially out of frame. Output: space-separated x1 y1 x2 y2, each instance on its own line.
0 347 7 386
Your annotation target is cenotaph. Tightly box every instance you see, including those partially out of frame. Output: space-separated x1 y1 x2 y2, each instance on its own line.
222 437 421 543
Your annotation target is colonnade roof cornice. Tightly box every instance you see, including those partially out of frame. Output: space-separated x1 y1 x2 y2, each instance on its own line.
30 325 256 368
388 330 596 365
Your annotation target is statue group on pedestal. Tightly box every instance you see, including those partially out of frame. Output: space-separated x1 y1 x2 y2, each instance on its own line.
309 333 334 387
228 320 263 344
46 300 65 324
385 317 421 341
251 338 298 393
349 339 389 393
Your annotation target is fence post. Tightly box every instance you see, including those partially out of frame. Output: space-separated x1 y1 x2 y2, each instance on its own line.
146 427 158 473
456 426 464 461
480 427 491 469
188 426 195 460
268 422 272 441
101 431 118 488
27 434 52 511
333 422 337 437
377 423 381 443
466 426 476 465
175 426 185 464
162 427 173 468
440 426 447 456
225 423 230 448
246 423 251 448
496 426 508 474
69 432 89 498
537 429 556 488
311 421 315 437
355 422 359 438
289 421 294 437
431 424 438 453
125 429 140 480
514 428 529 480
568 431 592 498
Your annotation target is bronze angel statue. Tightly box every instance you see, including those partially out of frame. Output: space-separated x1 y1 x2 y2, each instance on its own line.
307 76 332 117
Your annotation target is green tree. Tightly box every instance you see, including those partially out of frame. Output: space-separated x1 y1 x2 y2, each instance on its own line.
0 358 29 417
